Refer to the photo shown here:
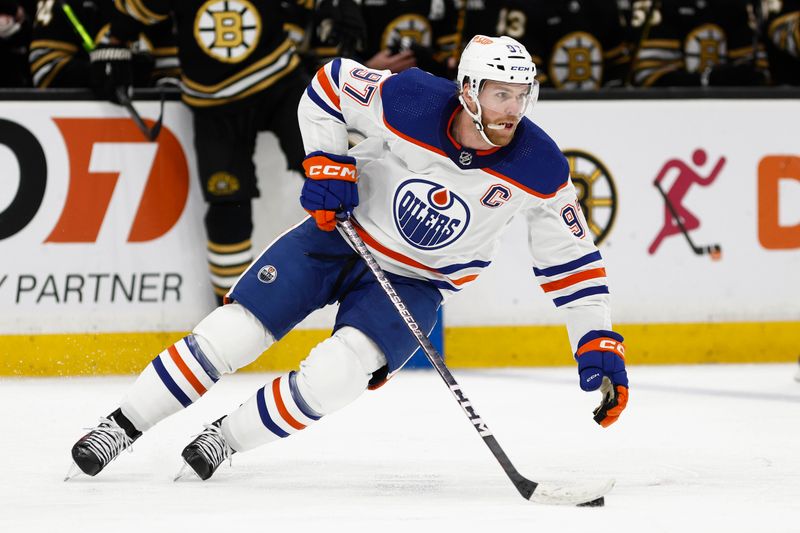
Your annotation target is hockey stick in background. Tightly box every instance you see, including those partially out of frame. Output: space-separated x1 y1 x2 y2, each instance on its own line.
59 0 164 141
654 181 721 259
338 218 615 506
624 0 661 87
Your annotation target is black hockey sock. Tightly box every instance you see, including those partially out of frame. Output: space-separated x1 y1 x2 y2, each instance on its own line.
110 408 143 440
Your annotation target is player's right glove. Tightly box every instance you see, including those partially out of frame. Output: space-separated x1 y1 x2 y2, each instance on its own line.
300 151 359 231
89 44 133 104
575 330 629 428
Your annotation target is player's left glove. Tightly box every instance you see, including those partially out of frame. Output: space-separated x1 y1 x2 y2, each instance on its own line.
300 151 359 231
575 330 628 428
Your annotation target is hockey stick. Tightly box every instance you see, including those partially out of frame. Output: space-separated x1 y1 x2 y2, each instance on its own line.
654 181 721 259
115 86 164 142
338 218 614 506
59 0 164 141
624 0 661 87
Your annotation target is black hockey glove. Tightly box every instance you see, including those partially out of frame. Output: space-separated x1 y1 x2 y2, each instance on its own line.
89 44 133 104
389 37 445 77
317 0 367 57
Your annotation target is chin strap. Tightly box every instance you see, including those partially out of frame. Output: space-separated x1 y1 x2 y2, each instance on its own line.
458 94 501 148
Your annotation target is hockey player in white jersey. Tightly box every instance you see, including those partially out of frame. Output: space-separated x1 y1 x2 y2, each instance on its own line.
68 35 629 481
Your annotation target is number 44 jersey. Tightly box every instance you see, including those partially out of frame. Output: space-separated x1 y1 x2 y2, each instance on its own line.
298 58 612 333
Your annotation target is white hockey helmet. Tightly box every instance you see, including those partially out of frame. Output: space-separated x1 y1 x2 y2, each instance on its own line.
457 35 539 146
458 35 537 92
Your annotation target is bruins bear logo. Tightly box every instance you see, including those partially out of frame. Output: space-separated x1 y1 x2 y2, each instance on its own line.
562 149 617 245
195 0 262 63
549 31 604 90
381 14 433 50
685 23 727 73
207 172 241 196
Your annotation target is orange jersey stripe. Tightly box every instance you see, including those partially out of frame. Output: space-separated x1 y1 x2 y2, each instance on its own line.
352 222 478 287
168 344 206 395
272 377 306 430
315 67 340 110
483 167 568 199
540 267 607 293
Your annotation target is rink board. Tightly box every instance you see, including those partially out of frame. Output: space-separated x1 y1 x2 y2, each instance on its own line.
1 95 798 375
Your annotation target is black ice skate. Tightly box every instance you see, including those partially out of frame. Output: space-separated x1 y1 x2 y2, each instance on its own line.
66 408 142 480
175 417 235 481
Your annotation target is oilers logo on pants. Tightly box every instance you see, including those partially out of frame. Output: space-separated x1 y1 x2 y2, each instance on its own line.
393 179 470 250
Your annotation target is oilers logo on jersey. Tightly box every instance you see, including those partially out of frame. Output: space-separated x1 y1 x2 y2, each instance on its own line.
394 179 470 250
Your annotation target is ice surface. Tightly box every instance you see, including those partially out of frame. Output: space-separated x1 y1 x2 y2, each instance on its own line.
2 364 799 532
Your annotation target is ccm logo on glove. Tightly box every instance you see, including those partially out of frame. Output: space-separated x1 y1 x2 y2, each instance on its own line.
303 157 358 181
300 152 359 231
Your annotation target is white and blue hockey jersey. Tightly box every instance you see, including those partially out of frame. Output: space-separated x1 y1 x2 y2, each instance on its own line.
297 58 612 349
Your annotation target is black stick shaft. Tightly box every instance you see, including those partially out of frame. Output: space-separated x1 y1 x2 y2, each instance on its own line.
339 218 537 499
654 181 704 253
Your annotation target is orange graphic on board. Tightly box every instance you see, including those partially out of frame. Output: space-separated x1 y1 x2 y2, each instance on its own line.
758 155 800 250
47 118 189 243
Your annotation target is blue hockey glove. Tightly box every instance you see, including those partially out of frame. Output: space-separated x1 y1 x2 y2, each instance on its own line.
575 330 629 428
301 151 359 231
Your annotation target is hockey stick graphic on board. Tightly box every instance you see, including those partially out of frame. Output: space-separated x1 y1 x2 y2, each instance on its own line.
338 217 615 506
654 181 722 259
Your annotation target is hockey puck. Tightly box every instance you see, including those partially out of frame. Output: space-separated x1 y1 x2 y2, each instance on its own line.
577 496 605 507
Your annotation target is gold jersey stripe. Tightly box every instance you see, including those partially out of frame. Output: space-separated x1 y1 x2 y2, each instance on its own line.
212 285 230 297
30 50 69 75
207 239 252 253
641 39 681 49
209 263 250 276
40 57 73 88
181 54 301 107
182 38 293 94
29 40 79 53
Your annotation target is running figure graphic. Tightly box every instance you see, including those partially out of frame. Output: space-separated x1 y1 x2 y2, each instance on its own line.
649 149 725 254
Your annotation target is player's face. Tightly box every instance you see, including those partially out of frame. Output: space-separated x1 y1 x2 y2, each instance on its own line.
477 81 532 145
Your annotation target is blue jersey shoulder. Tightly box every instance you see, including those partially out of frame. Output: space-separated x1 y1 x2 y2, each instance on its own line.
491 119 569 197
381 68 457 147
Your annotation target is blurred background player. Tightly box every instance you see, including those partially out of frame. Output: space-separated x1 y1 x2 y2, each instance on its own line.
307 0 463 76
461 0 632 89
760 0 799 84
29 0 177 89
628 0 770 87
67 35 629 483
0 0 34 87
93 0 313 305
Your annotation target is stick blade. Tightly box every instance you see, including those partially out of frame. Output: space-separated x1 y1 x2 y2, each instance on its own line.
529 478 615 506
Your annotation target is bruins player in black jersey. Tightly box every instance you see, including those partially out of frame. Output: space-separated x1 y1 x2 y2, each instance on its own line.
95 0 313 305
29 0 177 88
462 0 631 89
761 0 799 84
309 0 463 77
629 0 770 86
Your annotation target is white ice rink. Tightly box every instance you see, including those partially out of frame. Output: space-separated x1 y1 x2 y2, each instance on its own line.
2 364 799 533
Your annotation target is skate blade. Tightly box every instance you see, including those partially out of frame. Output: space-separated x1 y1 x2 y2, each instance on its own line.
64 462 83 481
173 461 200 482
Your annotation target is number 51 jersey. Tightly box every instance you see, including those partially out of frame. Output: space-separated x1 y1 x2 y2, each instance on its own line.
298 58 610 314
